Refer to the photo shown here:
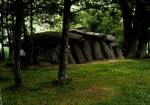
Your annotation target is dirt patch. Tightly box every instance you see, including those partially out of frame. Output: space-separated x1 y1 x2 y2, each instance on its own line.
80 85 114 99
68 85 117 105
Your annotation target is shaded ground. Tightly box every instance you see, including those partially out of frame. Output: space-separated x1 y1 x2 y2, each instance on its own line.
0 59 150 105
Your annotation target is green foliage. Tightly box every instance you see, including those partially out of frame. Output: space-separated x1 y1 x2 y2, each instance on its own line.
1 59 150 105
22 0 124 39
1 0 125 44
71 3 123 42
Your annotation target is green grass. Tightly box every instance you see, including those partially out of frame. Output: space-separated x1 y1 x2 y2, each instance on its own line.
1 59 150 105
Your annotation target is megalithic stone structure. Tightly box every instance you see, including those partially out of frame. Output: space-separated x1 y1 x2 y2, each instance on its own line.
23 29 123 64
81 41 93 61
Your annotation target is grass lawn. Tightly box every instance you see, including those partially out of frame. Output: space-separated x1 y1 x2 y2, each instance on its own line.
0 59 150 105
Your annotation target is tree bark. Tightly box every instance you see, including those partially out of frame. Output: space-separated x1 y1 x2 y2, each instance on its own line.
6 20 13 60
58 0 71 82
1 0 5 60
13 0 24 87
119 0 138 58
136 0 149 58
30 0 34 64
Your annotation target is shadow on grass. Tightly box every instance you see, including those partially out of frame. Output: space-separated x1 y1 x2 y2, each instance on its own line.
24 78 74 92
51 78 73 86
0 75 11 83
3 84 27 92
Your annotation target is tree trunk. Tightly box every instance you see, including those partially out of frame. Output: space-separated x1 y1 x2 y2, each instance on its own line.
148 42 150 55
136 0 149 58
119 0 150 58
58 0 71 82
119 0 138 58
6 11 13 60
1 0 5 60
136 24 149 58
13 0 24 87
24 0 34 65
7 23 13 60
30 0 34 64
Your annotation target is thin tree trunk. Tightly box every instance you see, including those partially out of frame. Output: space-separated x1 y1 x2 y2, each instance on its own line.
23 20 28 40
6 11 13 60
1 0 5 60
148 42 150 55
30 0 34 64
13 0 24 87
58 0 71 82
30 0 33 35
7 23 13 60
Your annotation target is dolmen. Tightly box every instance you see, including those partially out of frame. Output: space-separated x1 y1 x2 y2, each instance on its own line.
24 29 124 64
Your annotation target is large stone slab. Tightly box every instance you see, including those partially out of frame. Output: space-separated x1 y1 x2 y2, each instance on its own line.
51 46 60 64
70 30 106 40
92 41 105 60
71 44 86 63
101 41 115 59
108 43 116 58
105 35 116 42
68 48 76 64
81 41 93 61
